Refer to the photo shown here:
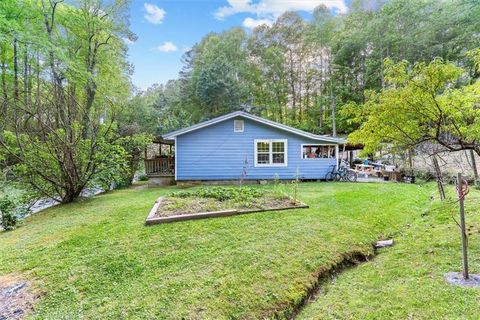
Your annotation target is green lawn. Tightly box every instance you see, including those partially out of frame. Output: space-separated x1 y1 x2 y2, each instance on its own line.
0 182 478 319
297 185 480 320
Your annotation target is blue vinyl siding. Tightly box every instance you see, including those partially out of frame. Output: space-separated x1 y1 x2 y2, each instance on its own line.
176 117 337 180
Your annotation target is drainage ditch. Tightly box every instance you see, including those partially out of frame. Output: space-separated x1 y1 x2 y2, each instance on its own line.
270 240 392 320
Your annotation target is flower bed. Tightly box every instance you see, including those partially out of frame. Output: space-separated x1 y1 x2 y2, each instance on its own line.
145 186 308 225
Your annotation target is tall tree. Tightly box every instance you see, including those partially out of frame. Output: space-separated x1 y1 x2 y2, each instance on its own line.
0 0 136 202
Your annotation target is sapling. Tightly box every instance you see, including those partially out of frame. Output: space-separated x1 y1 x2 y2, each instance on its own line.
291 168 300 204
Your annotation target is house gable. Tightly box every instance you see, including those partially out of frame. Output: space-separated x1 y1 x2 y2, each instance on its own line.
163 111 345 144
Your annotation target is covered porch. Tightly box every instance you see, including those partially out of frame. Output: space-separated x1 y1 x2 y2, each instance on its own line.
144 137 175 185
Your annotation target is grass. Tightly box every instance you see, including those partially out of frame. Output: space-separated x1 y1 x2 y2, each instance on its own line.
159 186 296 216
0 182 478 319
297 186 480 319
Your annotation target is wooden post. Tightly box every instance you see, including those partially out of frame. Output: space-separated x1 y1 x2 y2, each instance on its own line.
457 172 469 280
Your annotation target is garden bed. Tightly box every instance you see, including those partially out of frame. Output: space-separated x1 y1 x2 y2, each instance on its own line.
145 186 308 225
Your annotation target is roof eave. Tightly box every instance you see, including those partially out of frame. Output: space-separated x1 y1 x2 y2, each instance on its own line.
162 111 346 144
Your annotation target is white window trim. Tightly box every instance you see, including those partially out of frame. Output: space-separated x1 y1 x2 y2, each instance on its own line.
234 120 244 133
254 139 288 167
300 144 337 160
174 136 177 181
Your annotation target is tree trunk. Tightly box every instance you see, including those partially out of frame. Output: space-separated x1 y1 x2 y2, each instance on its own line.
13 38 19 100
1 61 7 100
408 149 413 173
432 155 445 200
36 52 40 105
330 86 336 137
62 187 83 203
23 45 29 107
318 97 323 130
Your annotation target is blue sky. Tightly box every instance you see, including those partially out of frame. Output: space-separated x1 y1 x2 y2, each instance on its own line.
126 0 349 90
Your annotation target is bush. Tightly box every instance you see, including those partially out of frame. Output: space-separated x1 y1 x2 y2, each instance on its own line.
138 174 149 181
474 179 480 190
0 195 29 231
411 169 434 182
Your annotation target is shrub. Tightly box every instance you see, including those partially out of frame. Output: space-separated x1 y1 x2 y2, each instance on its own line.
411 169 434 182
138 174 149 181
0 195 29 231
474 179 480 190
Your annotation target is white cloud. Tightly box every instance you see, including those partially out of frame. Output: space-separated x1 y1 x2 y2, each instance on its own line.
144 3 166 24
214 0 348 20
156 41 178 52
242 17 273 29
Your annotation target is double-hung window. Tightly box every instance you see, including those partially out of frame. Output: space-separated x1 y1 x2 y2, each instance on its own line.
254 139 287 166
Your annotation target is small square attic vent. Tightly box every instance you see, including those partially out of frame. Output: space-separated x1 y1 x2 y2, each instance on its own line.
234 119 244 132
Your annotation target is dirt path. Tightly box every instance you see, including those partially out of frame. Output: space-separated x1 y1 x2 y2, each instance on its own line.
0 274 36 320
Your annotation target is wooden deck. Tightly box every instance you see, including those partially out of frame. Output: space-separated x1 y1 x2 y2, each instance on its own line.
145 158 174 177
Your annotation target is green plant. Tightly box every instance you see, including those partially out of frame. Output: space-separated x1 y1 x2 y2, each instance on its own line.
170 186 262 202
271 173 285 199
474 179 480 190
0 195 29 231
117 134 153 185
290 168 301 204
138 174 149 181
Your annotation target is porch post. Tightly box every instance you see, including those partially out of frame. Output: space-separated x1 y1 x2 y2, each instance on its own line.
335 144 340 169
174 136 177 181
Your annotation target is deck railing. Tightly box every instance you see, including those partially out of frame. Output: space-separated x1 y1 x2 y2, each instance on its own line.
145 158 175 176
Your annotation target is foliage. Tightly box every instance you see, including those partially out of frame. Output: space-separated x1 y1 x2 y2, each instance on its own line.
1 123 129 202
116 134 152 185
170 186 262 202
0 0 135 203
138 174 149 182
290 167 301 203
411 168 435 182
474 179 480 191
119 81 194 135
0 193 30 231
131 0 480 136
346 58 480 157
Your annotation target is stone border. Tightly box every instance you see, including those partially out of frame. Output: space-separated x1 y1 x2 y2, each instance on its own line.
145 196 309 226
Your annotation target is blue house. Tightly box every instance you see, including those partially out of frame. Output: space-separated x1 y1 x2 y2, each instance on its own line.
145 111 345 183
